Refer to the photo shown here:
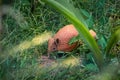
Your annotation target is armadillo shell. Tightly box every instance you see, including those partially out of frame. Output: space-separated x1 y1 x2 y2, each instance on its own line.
57 42 79 52
54 24 79 52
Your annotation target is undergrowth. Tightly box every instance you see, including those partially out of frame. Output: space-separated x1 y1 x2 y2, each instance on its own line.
0 0 120 80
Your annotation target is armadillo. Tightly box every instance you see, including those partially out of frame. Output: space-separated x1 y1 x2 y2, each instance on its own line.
48 24 96 57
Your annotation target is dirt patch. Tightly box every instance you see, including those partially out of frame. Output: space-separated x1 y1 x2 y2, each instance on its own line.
37 56 56 67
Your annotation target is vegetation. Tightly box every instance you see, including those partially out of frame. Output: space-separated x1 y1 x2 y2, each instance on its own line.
0 0 120 80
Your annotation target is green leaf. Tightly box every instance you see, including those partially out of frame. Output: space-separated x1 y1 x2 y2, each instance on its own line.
69 35 81 45
42 0 104 69
105 26 120 55
85 63 98 72
98 36 107 49
80 9 90 18
80 9 94 29
86 15 94 29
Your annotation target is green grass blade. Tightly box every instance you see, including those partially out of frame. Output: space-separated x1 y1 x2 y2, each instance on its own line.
52 0 89 28
105 27 120 55
42 0 104 69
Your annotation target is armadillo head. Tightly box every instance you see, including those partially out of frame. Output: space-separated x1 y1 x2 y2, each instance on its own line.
47 37 60 57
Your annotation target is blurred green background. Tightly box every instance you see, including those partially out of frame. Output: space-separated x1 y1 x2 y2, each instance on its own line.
0 0 120 80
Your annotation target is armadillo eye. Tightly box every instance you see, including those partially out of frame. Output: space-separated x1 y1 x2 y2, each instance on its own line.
53 47 56 51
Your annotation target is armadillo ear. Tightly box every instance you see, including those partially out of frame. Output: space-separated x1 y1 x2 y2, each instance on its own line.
54 38 60 46
56 38 59 44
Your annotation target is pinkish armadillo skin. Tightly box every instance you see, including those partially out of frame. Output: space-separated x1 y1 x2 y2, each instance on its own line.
48 24 79 53
54 24 79 51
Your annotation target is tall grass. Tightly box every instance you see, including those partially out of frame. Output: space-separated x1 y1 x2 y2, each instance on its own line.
0 0 120 80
